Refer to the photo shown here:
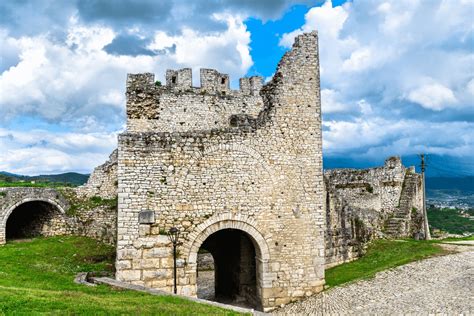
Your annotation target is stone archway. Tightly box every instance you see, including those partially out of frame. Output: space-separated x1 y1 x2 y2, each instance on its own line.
197 229 258 307
186 216 272 311
1 198 66 243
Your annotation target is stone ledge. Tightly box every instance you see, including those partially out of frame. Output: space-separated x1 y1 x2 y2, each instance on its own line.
90 276 268 315
74 272 96 287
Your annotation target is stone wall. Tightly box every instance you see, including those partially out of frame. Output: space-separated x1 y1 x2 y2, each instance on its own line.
77 149 118 199
324 157 425 268
126 69 264 133
116 32 325 311
0 187 117 245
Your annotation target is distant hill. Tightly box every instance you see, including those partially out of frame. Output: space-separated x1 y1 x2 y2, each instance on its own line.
426 176 474 192
0 171 89 186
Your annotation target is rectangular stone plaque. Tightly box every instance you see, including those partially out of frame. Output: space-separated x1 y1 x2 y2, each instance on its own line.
138 210 155 224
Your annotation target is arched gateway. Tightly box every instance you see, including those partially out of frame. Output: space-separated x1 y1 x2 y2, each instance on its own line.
0 188 68 244
187 219 271 309
115 32 326 311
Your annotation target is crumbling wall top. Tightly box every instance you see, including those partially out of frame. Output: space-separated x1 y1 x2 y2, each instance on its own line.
125 31 319 134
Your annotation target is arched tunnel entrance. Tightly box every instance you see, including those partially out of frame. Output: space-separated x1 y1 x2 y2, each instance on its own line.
5 201 64 241
196 228 258 309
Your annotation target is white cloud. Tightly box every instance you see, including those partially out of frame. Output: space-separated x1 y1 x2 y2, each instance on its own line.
0 128 118 175
280 0 473 112
467 79 474 96
323 118 474 158
0 13 253 174
321 89 351 113
407 83 457 111
341 47 374 72
281 0 473 163
358 99 373 115
0 24 153 122
149 14 252 86
0 13 253 123
279 0 348 47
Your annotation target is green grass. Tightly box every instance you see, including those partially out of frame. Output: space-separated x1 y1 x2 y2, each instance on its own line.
0 236 242 315
427 206 474 234
325 239 446 288
66 195 118 216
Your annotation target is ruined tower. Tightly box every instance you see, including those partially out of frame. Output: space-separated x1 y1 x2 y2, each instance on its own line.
116 31 325 311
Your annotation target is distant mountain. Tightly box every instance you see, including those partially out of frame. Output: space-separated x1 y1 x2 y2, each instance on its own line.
426 176 474 192
0 171 89 186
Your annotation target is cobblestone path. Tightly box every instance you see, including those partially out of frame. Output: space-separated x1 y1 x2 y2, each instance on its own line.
274 251 474 315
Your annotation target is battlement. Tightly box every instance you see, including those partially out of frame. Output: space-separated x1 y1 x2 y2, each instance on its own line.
126 31 319 134
127 69 263 95
166 68 192 89
126 69 265 132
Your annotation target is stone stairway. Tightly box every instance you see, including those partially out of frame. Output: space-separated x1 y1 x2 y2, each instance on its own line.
384 173 419 237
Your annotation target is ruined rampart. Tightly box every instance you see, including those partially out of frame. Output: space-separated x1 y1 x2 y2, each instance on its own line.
324 157 425 267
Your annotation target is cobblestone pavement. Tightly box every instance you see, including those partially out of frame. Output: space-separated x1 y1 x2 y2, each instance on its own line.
273 251 474 315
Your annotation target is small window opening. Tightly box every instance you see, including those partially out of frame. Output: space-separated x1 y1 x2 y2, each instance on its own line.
171 76 177 84
221 78 226 85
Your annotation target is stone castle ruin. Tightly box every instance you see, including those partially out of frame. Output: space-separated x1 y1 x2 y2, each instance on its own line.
117 31 326 310
0 31 427 312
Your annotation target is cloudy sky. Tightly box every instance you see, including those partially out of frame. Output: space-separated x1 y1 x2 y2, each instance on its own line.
0 0 473 177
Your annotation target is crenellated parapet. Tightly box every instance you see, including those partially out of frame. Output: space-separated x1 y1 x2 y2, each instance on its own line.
127 69 263 95
166 68 192 89
126 68 264 132
200 68 230 93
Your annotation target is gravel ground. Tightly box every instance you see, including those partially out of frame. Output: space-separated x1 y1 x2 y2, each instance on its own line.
197 270 215 300
273 250 474 315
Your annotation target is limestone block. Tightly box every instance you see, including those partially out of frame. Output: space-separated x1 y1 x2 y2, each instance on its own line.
117 270 141 281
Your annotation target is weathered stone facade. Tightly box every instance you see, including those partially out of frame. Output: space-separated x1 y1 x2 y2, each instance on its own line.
324 157 425 268
116 32 325 311
77 149 118 199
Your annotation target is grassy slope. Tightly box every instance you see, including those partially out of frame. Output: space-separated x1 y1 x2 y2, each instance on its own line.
0 236 241 315
325 239 446 288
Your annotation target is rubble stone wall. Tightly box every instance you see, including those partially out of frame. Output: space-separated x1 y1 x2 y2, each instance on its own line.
77 150 118 199
0 187 116 245
324 157 425 268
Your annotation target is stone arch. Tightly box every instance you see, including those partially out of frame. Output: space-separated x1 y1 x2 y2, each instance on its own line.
186 213 270 264
185 214 273 309
1 197 66 244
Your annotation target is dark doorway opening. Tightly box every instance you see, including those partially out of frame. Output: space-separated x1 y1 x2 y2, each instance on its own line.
196 229 258 309
6 201 62 240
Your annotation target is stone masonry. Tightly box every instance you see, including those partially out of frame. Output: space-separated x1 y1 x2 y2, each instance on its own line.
77 149 118 199
324 157 425 267
116 32 326 311
0 186 117 245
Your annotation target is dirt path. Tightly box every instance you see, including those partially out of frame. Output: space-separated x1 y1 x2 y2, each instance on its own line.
273 248 474 315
